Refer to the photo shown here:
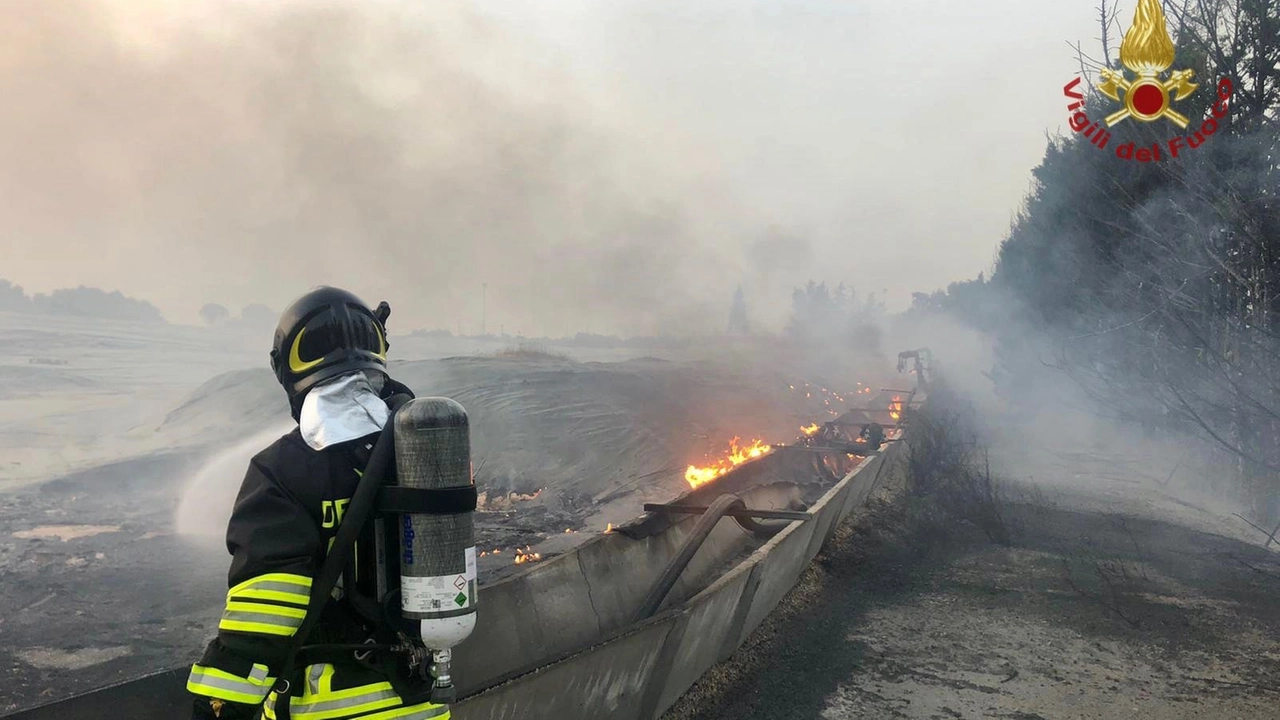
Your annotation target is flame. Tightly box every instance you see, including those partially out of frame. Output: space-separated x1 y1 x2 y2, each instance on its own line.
513 545 542 564
889 396 903 421
801 423 821 436
1120 0 1176 75
605 523 613 533
685 437 774 488
797 382 855 407
564 528 574 534
477 488 543 512
787 381 857 408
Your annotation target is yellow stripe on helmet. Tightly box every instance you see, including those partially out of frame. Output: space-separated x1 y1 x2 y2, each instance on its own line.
289 328 324 374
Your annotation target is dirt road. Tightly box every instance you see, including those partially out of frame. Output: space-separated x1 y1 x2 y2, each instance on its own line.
664 454 1280 719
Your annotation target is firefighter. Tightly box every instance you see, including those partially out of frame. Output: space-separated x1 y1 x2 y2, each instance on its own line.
187 287 450 720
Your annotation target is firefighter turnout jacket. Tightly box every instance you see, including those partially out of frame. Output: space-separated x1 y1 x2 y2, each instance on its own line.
188 412 450 719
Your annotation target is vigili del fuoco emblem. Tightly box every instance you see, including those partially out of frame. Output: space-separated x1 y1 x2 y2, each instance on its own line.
1096 0 1198 128
1062 0 1235 162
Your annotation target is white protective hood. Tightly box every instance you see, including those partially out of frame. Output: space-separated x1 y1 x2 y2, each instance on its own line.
299 370 390 450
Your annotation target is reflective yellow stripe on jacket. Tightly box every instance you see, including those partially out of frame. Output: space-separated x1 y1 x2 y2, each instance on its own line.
227 572 313 606
187 663 275 705
261 666 450 720
220 573 312 637
261 698 450 720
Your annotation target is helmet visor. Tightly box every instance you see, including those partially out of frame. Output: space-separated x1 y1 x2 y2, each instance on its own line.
293 306 385 368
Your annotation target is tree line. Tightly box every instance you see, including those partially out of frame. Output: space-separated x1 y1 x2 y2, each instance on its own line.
917 0 1279 519
0 278 166 323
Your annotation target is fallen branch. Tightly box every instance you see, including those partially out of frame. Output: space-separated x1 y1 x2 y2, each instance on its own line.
1266 519 1280 549
1231 513 1280 547
1184 676 1280 694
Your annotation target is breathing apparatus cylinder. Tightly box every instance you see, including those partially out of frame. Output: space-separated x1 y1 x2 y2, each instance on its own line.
394 397 477 702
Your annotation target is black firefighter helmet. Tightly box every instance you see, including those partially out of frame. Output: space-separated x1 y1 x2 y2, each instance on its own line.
270 286 392 418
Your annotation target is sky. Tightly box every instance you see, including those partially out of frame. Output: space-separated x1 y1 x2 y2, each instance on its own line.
0 0 1104 335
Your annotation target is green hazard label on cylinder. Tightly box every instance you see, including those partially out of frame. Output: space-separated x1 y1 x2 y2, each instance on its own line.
401 547 478 616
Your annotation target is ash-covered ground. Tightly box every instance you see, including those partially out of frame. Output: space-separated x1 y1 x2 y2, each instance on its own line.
0 312 892 713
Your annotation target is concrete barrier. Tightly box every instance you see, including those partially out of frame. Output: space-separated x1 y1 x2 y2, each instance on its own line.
456 617 680 720
451 479 802 694
452 437 909 720
644 549 759 715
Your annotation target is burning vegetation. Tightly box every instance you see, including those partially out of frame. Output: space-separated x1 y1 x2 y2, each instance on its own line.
513 546 542 565
470 377 906 569
684 379 901 489
789 381 874 418
479 546 542 565
685 438 775 489
476 488 543 512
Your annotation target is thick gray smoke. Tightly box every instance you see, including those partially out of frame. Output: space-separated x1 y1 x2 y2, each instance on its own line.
0 0 1105 335
0 0 754 336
